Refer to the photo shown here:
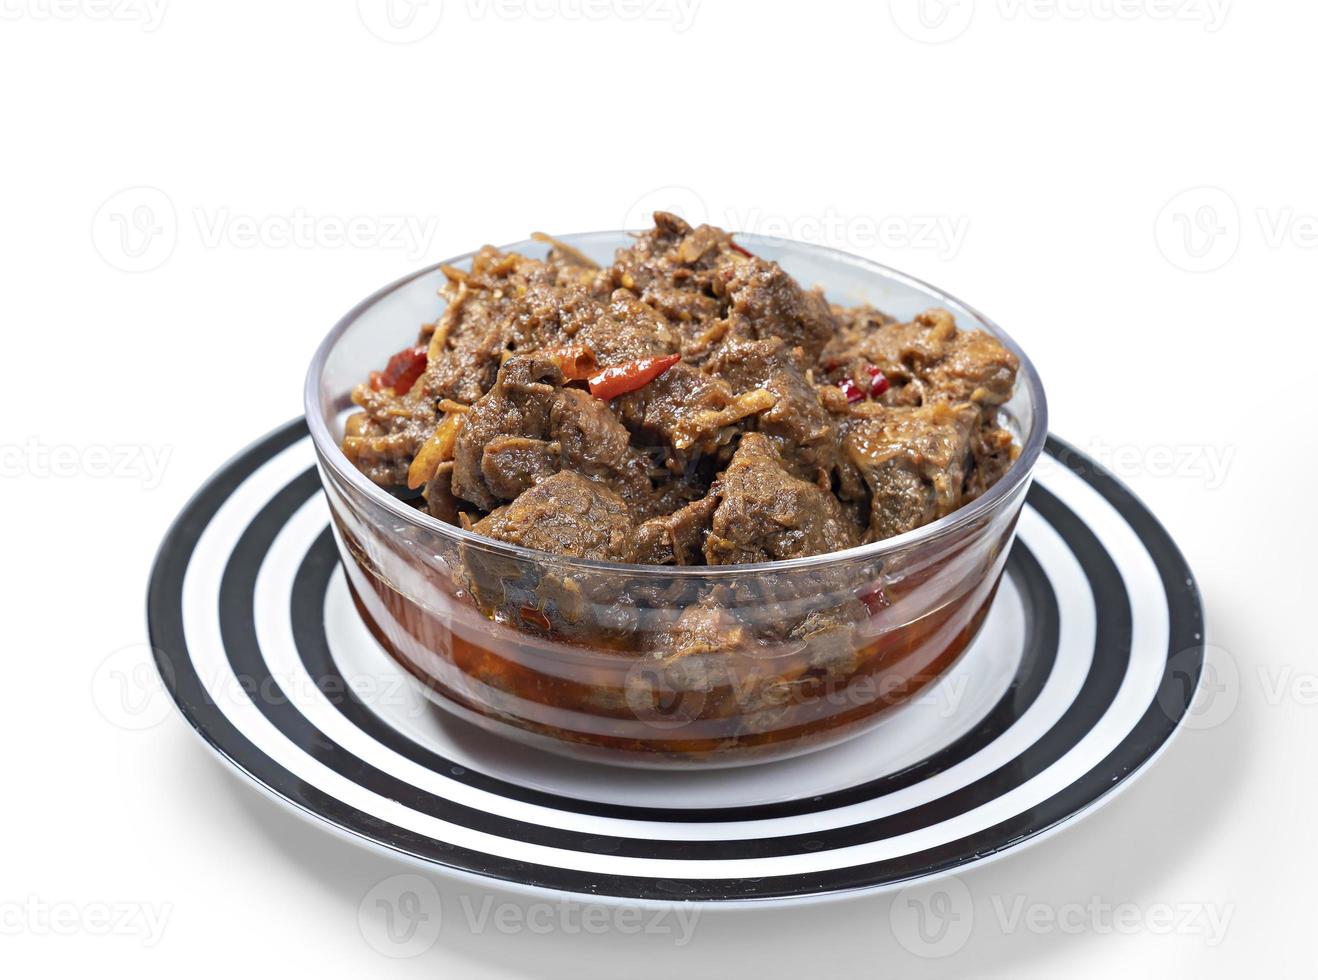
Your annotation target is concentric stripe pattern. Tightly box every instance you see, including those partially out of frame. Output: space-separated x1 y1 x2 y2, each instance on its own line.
147 420 1204 901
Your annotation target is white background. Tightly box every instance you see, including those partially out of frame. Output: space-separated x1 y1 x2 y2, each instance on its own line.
1 1 1312 976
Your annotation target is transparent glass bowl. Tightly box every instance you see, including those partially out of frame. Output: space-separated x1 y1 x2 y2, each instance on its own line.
305 232 1048 769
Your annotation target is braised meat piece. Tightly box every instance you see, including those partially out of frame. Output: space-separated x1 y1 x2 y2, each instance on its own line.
340 384 437 488
451 351 655 513
840 402 981 541
471 471 635 563
820 307 1019 410
925 329 1021 408
712 250 837 362
634 494 721 566
704 434 862 565
610 212 734 340
704 337 836 482
463 472 639 638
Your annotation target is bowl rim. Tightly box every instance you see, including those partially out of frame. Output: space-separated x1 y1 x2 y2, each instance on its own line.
304 228 1049 577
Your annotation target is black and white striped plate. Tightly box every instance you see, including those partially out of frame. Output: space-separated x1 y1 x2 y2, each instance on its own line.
147 420 1203 903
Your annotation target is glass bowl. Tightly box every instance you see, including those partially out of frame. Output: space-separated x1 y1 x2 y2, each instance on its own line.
304 231 1048 769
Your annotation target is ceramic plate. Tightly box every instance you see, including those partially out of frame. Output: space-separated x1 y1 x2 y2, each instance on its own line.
147 421 1203 902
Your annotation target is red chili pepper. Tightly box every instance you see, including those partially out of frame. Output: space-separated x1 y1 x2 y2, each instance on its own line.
838 377 865 404
543 345 598 382
728 239 754 258
588 353 681 401
859 587 890 617
866 365 891 396
519 606 552 631
370 345 428 395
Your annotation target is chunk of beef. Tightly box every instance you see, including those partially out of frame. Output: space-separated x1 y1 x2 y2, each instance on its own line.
704 337 837 481
821 308 1019 410
925 329 1020 407
634 494 720 566
471 471 635 562
612 363 742 470
340 384 438 488
966 423 1020 498
610 212 734 337
713 254 838 362
629 603 750 723
565 288 679 363
704 434 861 565
841 402 980 541
463 472 640 639
421 248 539 404
451 351 655 513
